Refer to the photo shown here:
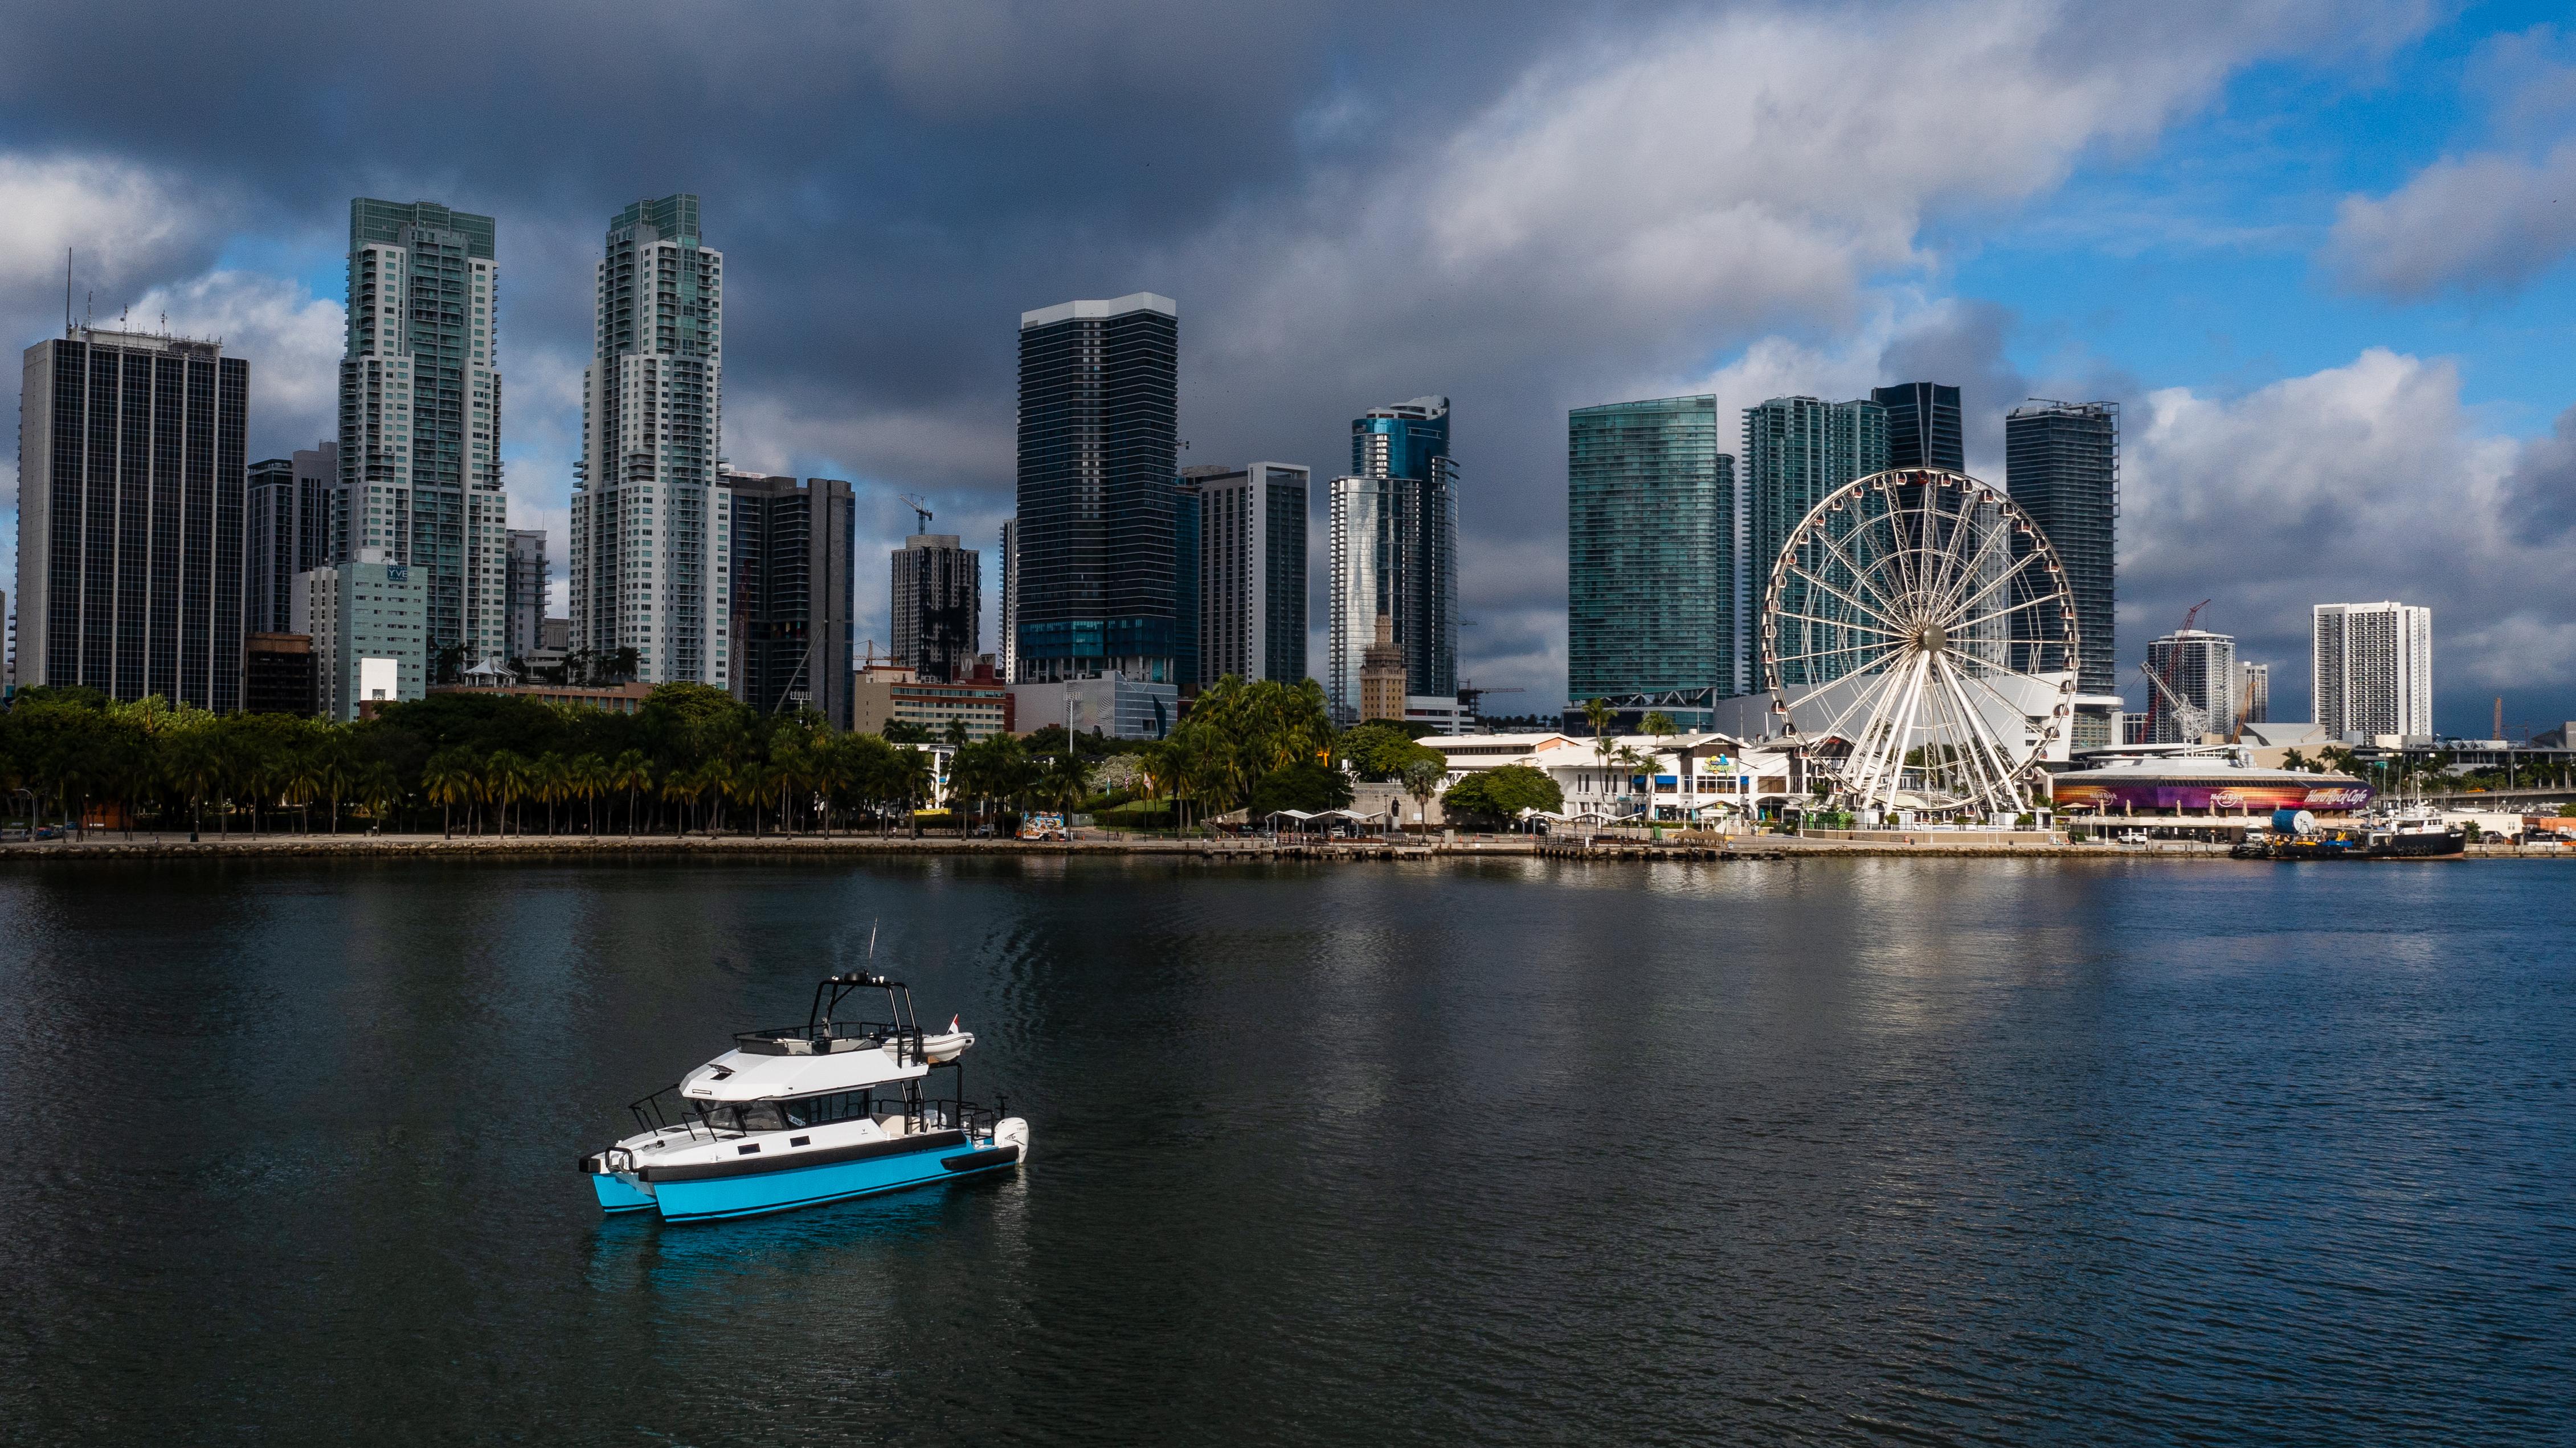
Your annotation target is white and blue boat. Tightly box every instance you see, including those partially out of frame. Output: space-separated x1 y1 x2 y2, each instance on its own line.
582 973 1028 1223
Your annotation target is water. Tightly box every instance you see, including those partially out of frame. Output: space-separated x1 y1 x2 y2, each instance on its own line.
2 856 2569 1445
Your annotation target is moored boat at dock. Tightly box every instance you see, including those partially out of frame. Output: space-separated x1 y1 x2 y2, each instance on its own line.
582 973 1027 1222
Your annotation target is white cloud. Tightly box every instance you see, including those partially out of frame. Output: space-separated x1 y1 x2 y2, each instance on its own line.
132 270 344 455
0 154 201 293
2120 348 2563 721
2327 140 2576 297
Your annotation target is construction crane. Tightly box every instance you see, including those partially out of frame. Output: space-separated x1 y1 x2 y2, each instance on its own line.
2140 598 2212 743
899 493 934 534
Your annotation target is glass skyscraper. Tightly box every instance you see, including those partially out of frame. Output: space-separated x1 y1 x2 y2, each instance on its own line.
569 195 731 686
340 198 508 676
247 440 337 635
1327 396 1455 721
2005 401 2117 695
1567 395 1730 718
1871 382 1962 470
1739 395 1888 694
1013 293 1183 684
16 328 248 709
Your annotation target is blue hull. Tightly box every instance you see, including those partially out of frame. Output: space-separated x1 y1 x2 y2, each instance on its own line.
601 1139 1019 1223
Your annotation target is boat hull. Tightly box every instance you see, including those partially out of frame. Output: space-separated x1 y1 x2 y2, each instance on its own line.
611 1133 1022 1223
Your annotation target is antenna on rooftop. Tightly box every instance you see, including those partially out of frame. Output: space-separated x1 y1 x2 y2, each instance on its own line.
65 249 72 336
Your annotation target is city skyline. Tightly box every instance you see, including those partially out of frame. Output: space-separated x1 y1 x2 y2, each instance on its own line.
2 5 2574 733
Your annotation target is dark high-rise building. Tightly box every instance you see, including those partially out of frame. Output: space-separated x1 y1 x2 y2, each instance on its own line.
505 528 546 660
1326 397 1457 721
1567 396 1730 720
247 440 337 634
1871 382 1963 470
2005 401 2118 696
1013 292 1181 684
243 632 318 716
723 471 854 727
1187 462 1308 687
17 328 248 709
891 533 980 682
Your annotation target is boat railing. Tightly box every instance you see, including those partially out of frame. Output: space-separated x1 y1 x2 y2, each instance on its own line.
732 1020 929 1063
628 1084 710 1142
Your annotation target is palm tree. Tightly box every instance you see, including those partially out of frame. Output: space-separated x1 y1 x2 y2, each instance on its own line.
608 750 653 835
358 761 400 833
422 750 474 840
484 750 532 837
532 752 571 835
892 747 934 836
661 764 702 836
569 754 610 834
1400 756 1447 834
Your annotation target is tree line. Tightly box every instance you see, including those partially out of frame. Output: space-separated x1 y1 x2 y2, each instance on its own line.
0 674 1562 839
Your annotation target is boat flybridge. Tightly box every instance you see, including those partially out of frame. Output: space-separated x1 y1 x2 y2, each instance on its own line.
582 973 1028 1222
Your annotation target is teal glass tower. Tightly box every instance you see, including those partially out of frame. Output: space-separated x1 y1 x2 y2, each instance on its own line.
1567 396 1731 723
1740 395 1888 694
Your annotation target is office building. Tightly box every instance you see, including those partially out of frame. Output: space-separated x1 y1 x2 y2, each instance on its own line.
723 471 856 727
2005 402 2117 692
892 533 980 683
16 328 248 709
855 655 1013 741
295 553 426 721
997 518 1019 684
340 199 509 678
2144 628 2235 744
1568 395 1729 721
1187 462 1308 686
248 442 338 635
2314 601 2432 741
1327 395 1457 722
244 633 318 717
1871 382 1964 471
1013 292 1182 686
2240 662 2270 727
568 195 731 687
1739 395 1887 694
505 529 546 660
1009 672 1176 741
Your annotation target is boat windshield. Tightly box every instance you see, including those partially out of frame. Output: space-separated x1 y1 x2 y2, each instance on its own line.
693 1100 787 1135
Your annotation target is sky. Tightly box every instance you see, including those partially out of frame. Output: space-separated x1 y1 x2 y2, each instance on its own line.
3 0 2574 736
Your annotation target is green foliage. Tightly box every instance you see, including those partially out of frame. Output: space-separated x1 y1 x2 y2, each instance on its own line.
1441 764 1562 822
1337 720 1445 781
884 719 934 744
1246 760 1355 817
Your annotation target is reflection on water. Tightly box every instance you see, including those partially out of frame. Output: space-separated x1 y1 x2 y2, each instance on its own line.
1 856 2569 1446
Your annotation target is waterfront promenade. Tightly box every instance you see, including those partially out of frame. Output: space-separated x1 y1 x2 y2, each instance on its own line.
5 829 2565 862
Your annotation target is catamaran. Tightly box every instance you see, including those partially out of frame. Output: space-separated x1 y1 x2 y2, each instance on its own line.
581 973 1028 1222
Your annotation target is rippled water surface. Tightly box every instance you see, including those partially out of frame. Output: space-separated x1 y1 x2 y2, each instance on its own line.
2 856 2570 1445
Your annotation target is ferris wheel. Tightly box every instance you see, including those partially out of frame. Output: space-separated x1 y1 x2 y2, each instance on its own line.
1760 468 2079 819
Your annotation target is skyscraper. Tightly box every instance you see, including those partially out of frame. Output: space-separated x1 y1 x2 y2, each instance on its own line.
997 517 1019 684
1013 293 1181 685
1871 382 1964 470
569 195 730 686
505 528 546 661
340 198 509 678
1327 396 1456 721
16 328 248 709
724 471 855 727
2005 402 2118 696
2314 601 2432 740
1567 395 1731 719
1188 462 1309 686
295 553 426 721
2144 627 2235 743
2239 662 2270 727
247 440 337 635
892 532 980 683
1739 395 1887 695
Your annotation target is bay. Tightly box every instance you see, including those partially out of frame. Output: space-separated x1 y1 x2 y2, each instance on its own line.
2 856 2569 1445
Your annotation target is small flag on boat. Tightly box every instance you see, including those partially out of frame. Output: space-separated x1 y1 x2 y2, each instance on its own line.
948 1014 960 1033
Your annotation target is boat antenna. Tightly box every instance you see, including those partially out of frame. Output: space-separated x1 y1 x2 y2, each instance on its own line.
866 920 878 963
